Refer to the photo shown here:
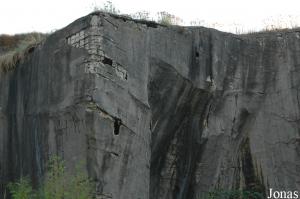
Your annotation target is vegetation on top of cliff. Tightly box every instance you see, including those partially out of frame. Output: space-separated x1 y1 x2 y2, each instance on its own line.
92 1 300 33
6 156 94 199
0 32 46 74
94 0 120 15
93 1 182 26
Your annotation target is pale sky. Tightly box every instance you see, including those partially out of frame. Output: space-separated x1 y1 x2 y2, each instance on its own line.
1 0 300 34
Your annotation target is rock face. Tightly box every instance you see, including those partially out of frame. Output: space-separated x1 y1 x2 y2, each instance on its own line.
1 12 300 199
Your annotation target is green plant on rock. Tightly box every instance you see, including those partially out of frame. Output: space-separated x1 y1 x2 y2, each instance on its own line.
7 177 35 199
198 189 264 199
65 162 94 199
7 155 94 199
43 156 66 199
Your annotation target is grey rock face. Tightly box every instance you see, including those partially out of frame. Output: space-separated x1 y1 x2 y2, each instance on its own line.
1 12 300 199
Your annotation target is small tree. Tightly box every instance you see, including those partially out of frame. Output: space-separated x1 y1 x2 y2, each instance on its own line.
157 11 182 25
94 1 120 14
43 156 66 199
131 11 150 20
7 155 94 199
8 177 35 199
190 19 206 26
198 189 264 199
65 163 94 199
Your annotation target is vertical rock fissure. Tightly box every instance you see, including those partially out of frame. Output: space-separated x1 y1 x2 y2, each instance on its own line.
240 138 266 197
206 33 214 81
33 117 43 185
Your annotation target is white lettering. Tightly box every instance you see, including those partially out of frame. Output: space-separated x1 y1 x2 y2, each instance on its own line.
273 191 280 198
267 189 299 199
268 188 273 199
294 191 299 198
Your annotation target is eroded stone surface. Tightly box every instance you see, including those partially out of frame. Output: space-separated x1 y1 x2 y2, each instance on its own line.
1 12 300 199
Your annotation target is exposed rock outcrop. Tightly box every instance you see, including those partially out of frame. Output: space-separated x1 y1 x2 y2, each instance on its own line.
1 12 300 199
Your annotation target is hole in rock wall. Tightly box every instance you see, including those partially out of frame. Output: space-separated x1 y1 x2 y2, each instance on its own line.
102 57 113 66
27 46 35 54
114 118 122 135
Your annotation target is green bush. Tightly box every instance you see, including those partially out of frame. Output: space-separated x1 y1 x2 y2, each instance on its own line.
198 189 264 199
7 155 94 199
65 162 94 199
43 156 67 199
7 177 35 199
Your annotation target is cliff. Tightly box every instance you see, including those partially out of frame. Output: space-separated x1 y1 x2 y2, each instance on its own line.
1 12 300 199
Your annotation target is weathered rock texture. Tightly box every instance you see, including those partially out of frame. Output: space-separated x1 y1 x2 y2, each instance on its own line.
1 12 300 199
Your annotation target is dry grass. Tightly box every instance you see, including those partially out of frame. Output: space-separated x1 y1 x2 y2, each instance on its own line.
0 32 46 74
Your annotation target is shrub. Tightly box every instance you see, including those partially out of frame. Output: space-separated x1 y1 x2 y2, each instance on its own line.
262 15 300 31
198 189 264 199
43 156 67 199
7 177 35 199
131 11 150 20
65 163 94 199
94 1 120 14
7 155 94 199
157 11 183 26
0 35 19 51
0 33 45 74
